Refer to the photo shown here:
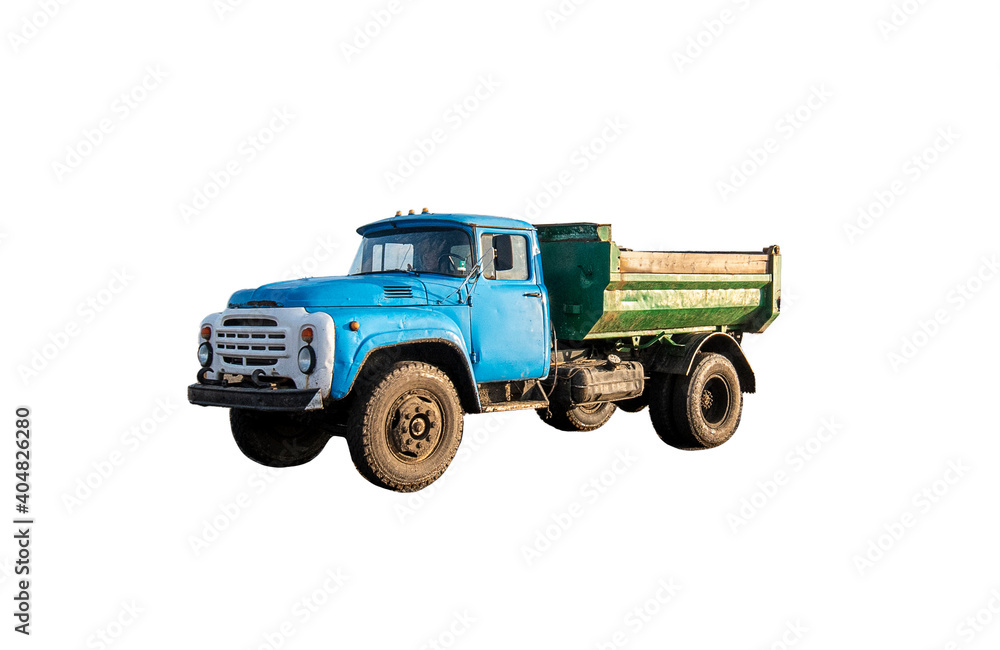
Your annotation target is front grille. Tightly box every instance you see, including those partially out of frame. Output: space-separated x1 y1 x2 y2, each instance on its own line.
215 316 290 367
223 317 277 327
245 358 278 366
217 343 285 351
384 285 413 299
222 356 278 366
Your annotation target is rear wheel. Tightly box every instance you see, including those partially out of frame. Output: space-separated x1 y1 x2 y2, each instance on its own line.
650 353 743 449
230 409 332 467
616 395 648 413
347 361 464 492
538 401 617 432
647 373 677 443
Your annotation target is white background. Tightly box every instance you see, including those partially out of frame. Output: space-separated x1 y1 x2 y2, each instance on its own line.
3 0 1000 648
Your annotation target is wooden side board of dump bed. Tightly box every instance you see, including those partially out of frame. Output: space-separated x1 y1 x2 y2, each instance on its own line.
618 251 771 275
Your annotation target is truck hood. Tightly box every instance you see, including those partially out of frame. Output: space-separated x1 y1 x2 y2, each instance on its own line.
227 275 431 308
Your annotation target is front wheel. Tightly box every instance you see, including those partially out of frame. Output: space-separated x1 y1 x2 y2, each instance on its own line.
347 361 464 492
230 409 333 467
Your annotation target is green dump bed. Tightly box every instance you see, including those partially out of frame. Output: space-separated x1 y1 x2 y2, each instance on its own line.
536 223 781 341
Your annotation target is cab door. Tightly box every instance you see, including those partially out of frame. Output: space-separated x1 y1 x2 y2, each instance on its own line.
469 230 549 382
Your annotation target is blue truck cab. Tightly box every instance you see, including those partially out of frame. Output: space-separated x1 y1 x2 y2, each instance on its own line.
191 211 550 407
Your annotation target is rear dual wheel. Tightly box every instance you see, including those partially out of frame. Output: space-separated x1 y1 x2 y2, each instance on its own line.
649 353 743 450
615 395 648 413
538 400 617 432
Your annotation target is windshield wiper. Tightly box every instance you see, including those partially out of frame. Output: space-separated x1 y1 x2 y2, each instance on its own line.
354 269 417 276
437 250 492 304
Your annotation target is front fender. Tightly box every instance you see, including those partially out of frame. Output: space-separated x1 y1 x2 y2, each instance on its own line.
317 306 474 400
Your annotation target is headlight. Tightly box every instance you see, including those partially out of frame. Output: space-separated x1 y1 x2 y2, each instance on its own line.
297 346 316 374
198 342 213 367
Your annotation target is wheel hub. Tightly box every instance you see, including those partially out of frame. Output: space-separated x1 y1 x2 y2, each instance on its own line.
388 393 442 462
700 375 731 426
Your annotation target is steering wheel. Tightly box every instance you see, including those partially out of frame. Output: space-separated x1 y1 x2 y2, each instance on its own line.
438 253 464 273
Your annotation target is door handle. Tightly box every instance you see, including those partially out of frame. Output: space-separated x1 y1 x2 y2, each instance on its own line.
523 292 542 297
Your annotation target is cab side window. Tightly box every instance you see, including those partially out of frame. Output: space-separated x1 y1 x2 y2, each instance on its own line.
480 233 529 281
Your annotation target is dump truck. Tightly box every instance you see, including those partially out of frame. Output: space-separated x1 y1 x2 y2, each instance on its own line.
188 211 781 492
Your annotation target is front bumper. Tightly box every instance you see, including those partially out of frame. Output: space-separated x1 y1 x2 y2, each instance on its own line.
187 384 324 412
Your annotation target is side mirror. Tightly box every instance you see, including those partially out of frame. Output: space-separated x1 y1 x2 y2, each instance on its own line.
493 235 515 272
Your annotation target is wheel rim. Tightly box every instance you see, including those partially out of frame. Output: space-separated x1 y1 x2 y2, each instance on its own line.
700 375 731 426
386 389 444 463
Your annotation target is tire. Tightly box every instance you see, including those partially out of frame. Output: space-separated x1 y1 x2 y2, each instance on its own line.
616 395 648 413
647 372 677 443
653 353 742 450
346 361 464 492
230 409 332 467
538 401 617 432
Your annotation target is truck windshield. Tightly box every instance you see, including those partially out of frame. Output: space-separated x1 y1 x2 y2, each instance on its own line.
349 227 474 278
